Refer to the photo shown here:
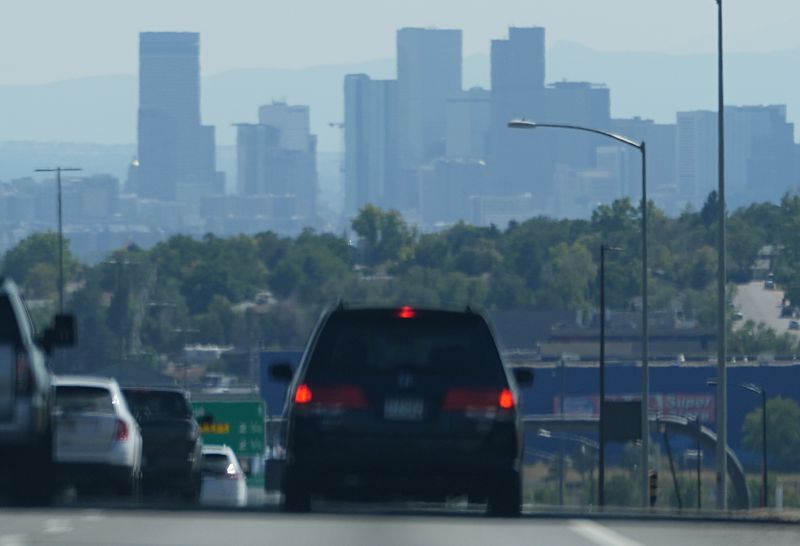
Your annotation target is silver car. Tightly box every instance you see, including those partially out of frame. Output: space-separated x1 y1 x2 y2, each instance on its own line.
54 376 142 497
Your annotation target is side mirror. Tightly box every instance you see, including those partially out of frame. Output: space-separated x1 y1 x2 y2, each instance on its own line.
269 362 294 383
39 313 77 354
513 368 534 387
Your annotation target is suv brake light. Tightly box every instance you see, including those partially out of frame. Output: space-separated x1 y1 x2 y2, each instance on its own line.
398 306 416 319
15 352 32 395
295 384 368 409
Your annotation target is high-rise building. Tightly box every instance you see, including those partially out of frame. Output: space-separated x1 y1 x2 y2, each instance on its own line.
344 74 398 216
677 110 718 210
544 81 611 171
419 158 488 227
725 105 795 206
445 87 491 161
611 117 677 212
397 27 462 211
137 32 221 201
489 27 548 198
235 102 318 221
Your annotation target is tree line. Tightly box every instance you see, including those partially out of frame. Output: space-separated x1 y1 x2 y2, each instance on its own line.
4 192 800 372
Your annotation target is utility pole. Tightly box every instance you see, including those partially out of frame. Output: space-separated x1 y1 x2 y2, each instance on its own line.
34 167 82 312
714 0 728 510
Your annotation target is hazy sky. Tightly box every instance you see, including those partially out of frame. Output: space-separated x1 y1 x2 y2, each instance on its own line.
2 0 798 85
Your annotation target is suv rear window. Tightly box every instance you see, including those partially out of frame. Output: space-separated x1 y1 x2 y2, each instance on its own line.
123 390 192 421
305 310 505 381
202 453 233 475
56 386 115 414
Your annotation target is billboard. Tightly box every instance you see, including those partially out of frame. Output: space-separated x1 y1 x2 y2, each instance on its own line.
553 393 716 423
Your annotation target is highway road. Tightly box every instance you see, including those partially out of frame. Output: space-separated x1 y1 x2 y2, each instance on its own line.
0 508 797 545
734 281 797 336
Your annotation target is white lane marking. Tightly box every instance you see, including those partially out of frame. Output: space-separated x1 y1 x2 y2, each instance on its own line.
0 535 26 546
570 520 646 546
43 518 73 534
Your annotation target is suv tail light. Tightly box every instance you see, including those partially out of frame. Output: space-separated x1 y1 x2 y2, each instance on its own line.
295 384 368 410
115 419 130 441
15 352 32 395
442 387 516 414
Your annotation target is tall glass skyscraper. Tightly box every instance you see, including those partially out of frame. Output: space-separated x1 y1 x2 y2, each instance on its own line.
137 32 219 201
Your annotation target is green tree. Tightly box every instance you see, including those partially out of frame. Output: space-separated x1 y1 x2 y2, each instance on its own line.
742 397 800 472
537 242 596 310
351 205 416 267
0 232 81 298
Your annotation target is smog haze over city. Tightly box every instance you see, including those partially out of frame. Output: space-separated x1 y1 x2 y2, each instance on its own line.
5 1 800 534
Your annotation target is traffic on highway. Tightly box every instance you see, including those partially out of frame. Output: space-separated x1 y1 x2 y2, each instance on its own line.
4 0 800 544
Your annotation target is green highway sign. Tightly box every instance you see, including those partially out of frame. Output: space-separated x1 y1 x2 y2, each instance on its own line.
192 400 266 457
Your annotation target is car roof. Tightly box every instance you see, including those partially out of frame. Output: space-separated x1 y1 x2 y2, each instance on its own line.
55 375 119 389
331 303 481 315
202 444 235 456
121 386 188 395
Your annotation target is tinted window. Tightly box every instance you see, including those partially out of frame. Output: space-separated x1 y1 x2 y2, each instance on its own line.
56 386 114 414
306 311 504 381
124 390 191 421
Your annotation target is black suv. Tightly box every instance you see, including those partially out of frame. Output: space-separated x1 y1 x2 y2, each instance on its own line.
122 387 203 500
272 305 531 515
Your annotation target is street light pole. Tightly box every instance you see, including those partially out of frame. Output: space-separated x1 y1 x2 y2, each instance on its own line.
599 244 622 507
508 120 650 507
34 167 82 312
760 387 767 508
599 244 607 508
715 0 729 511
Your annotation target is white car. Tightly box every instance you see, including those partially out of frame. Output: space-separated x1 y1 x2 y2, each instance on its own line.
200 444 247 507
54 376 142 497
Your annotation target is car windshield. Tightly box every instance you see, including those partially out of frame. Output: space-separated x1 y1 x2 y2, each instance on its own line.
123 390 191 421
56 386 114 414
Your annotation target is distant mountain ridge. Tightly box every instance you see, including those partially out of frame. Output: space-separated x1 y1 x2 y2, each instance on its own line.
1 42 798 151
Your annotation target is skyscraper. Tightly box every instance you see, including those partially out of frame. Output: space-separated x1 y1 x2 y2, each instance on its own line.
137 32 220 201
677 110 718 209
544 81 611 170
489 27 548 198
236 102 318 221
397 27 462 210
344 74 398 216
445 87 491 161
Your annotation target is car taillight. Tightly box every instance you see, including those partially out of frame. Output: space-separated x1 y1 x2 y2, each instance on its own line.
398 306 416 319
115 419 129 441
499 388 515 409
15 352 32 395
295 384 368 409
295 384 313 404
442 388 515 412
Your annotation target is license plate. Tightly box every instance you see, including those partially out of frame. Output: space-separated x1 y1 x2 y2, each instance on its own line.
384 397 424 421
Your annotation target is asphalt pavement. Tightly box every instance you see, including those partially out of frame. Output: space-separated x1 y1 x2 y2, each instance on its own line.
0 508 797 546
734 281 796 336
